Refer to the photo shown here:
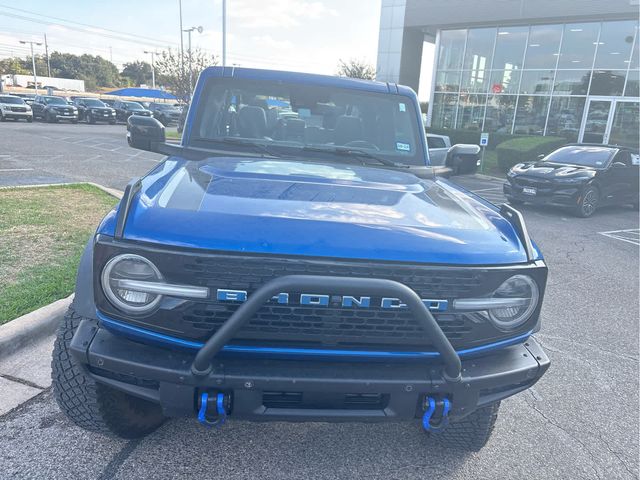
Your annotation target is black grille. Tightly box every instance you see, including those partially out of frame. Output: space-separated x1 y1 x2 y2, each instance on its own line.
11 107 27 112
94 242 538 352
514 176 552 187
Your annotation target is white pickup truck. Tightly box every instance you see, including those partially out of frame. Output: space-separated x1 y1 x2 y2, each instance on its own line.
426 132 481 175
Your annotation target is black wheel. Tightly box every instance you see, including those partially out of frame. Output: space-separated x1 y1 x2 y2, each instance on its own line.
52 306 165 439
0 114 5 122
88 114 95 124
27 117 33 123
427 402 500 452
71 119 78 124
46 111 56 123
574 186 599 218
109 120 116 125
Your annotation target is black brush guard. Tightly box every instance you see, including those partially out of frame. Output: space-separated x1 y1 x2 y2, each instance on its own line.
190 275 463 381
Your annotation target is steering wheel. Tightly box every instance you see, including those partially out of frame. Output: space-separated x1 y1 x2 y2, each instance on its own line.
343 140 380 151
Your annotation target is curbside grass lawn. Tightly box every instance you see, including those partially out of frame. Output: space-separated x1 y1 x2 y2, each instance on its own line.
0 184 117 325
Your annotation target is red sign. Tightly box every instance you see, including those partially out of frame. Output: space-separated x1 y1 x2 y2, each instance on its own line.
491 84 503 94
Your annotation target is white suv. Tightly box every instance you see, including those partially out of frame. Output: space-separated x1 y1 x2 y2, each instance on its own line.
0 94 33 122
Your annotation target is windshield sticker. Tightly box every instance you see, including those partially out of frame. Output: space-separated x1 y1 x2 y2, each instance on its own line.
396 142 411 152
399 103 406 112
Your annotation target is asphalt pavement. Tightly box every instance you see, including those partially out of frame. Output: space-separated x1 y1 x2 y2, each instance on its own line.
0 123 638 479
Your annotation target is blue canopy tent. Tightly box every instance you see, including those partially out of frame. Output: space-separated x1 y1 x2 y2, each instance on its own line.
104 87 177 100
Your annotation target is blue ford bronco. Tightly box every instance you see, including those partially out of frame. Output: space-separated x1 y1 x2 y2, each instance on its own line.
52 67 550 451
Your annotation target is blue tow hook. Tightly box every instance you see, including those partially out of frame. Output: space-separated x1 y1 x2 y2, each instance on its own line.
422 397 451 433
197 392 228 427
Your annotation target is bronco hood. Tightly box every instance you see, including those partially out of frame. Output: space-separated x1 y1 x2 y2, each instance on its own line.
99 157 534 265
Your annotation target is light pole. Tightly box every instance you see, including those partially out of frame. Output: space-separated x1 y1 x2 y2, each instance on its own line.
182 26 203 96
19 40 42 93
144 50 159 89
222 0 227 67
178 0 184 85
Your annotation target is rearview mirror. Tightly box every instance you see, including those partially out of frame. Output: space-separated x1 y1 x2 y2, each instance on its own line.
445 144 481 176
127 115 166 153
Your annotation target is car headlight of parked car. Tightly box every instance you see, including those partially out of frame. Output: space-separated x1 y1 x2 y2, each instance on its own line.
101 254 209 315
453 274 539 331
554 176 587 184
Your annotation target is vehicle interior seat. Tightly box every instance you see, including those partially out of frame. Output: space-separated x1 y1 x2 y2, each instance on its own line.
333 115 364 145
238 106 267 138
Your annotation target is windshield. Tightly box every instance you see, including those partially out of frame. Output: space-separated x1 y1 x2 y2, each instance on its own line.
191 77 426 166
44 97 67 105
83 99 106 107
125 101 144 110
0 96 25 105
545 146 614 168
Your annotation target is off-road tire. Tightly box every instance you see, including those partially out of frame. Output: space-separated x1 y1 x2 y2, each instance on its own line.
428 402 500 451
52 306 165 438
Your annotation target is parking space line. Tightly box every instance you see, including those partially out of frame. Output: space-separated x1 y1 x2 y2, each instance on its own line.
598 228 640 246
0 168 35 172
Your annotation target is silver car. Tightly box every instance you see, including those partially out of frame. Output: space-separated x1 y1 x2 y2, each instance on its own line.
0 95 33 122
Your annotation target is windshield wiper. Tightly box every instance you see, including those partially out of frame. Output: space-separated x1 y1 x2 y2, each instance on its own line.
301 145 406 168
216 137 286 158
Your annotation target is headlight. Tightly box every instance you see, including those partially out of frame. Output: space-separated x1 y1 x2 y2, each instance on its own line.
91 108 99 113
72 107 78 112
454 275 539 331
101 254 163 314
554 176 586 183
101 253 209 315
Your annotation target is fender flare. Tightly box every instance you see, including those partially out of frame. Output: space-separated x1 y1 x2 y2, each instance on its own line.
73 237 98 320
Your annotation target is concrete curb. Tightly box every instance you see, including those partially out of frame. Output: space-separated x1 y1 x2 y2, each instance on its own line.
0 295 73 361
0 181 124 199
0 182 123 360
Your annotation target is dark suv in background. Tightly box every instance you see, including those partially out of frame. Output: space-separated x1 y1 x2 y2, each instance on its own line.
73 98 117 124
113 100 153 123
148 102 182 126
32 95 78 123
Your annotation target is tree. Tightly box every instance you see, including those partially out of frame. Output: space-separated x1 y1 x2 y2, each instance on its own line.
121 61 153 87
47 52 122 89
336 59 376 80
155 48 217 102
0 57 29 75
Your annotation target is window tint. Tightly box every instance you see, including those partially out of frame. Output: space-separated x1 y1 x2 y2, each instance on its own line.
438 29 466 70
427 136 447 148
0 96 25 105
545 146 613 167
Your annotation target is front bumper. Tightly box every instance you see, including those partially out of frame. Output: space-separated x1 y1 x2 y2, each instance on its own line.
70 317 549 422
2 111 32 119
503 181 581 207
54 113 78 121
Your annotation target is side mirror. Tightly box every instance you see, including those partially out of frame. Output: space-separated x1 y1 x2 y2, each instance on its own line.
127 115 166 152
538 153 545 159
445 144 481 176
612 161 627 168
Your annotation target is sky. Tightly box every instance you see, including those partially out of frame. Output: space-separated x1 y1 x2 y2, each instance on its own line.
0 1 433 97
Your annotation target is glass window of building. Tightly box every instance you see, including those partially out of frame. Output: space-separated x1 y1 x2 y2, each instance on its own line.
437 29 466 71
557 23 599 68
434 71 461 92
545 97 586 142
524 24 563 69
625 69 639 97
594 21 637 70
520 70 555 94
513 96 549 135
462 28 496 71
431 93 458 128
609 102 639 149
492 26 528 71
456 94 487 130
630 25 639 69
589 70 626 96
553 70 591 95
461 69 489 93
489 69 521 94
484 95 517 133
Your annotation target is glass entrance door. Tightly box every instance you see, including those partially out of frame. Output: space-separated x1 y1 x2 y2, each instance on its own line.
581 100 612 144
580 98 640 148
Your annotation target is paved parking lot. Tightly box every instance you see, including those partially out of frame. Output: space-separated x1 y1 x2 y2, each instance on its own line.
0 123 638 479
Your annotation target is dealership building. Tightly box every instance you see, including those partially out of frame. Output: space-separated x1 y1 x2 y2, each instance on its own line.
376 0 640 149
